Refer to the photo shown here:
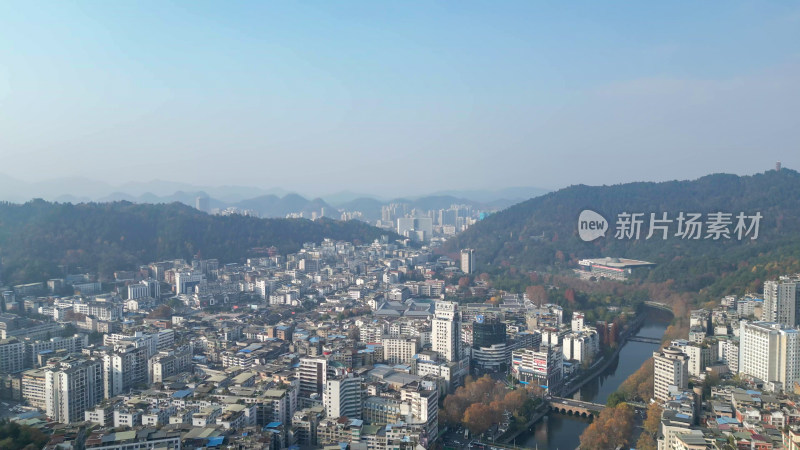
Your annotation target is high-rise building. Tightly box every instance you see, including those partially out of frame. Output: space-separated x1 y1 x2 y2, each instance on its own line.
762 279 800 327
432 302 459 362
45 357 104 423
103 344 148 398
298 357 328 397
739 321 800 392
400 380 439 440
460 249 475 274
471 318 509 371
0 337 24 373
653 347 689 401
195 196 209 212
324 374 362 419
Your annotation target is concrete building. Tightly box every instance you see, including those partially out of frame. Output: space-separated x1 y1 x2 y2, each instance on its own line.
298 356 328 397
511 346 563 394
460 249 475 274
383 337 418 365
0 337 24 373
103 344 148 398
45 358 104 424
762 279 800 327
324 374 362 419
739 321 800 392
431 301 460 363
653 347 689 401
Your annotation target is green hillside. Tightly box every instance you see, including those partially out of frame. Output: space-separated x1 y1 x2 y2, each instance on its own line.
0 200 396 284
446 169 800 297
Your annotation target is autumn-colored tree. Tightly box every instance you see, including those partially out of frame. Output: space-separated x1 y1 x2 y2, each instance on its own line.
502 389 527 413
564 288 576 307
579 403 634 450
636 433 658 450
442 390 469 425
458 277 471 288
463 403 496 435
619 357 654 401
644 402 663 435
526 285 547 305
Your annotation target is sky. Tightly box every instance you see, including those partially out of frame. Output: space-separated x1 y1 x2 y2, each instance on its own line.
1 1 799 197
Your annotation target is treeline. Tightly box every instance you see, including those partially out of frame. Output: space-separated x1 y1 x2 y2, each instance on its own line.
441 375 539 436
0 200 397 284
445 169 800 296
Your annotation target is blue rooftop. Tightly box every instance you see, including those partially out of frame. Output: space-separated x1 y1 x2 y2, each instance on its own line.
172 389 193 398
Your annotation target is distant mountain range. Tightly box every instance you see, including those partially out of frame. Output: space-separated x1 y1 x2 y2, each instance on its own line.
445 169 800 298
0 200 398 284
0 174 549 220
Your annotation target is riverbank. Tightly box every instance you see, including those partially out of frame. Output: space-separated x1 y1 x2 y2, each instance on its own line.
561 313 646 398
517 312 671 449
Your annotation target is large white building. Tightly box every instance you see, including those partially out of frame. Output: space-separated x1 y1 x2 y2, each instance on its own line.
431 301 460 363
324 374 362 419
653 347 689 401
762 279 800 327
175 272 205 295
681 343 712 378
562 331 598 363
739 321 800 392
45 358 104 424
383 337 418 365
103 344 148 398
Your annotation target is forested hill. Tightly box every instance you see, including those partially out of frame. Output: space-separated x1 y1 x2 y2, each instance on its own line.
445 169 800 296
0 200 396 284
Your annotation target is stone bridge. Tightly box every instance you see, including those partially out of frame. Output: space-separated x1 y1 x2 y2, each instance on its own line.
548 397 605 418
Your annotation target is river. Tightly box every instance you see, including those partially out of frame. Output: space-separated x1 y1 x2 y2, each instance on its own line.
516 311 671 449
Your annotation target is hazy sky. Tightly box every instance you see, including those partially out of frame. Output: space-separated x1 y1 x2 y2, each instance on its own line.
1 1 799 196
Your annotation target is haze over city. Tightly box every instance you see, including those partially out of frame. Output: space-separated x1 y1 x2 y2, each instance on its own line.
2 1 799 197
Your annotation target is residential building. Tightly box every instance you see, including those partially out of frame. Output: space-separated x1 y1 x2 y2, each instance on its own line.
653 347 689 401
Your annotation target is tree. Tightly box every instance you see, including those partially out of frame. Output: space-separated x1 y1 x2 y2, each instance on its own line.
442 389 469 425
463 403 497 435
526 285 547 305
502 389 527 414
579 403 634 450
636 433 658 450
606 391 626 408
644 402 663 436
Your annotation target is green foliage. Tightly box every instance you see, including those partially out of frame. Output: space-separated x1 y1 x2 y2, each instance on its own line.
445 169 800 296
0 420 49 450
606 391 626 408
0 200 397 284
